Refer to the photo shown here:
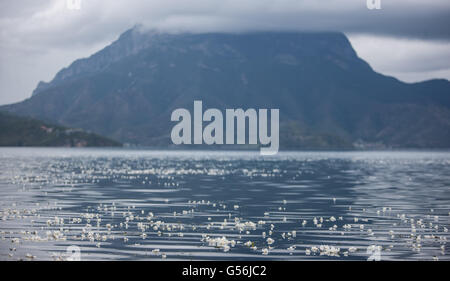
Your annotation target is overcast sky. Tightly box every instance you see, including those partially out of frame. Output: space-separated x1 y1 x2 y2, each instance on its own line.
0 0 449 105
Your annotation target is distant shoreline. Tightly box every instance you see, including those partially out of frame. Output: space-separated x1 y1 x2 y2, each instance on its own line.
1 146 450 152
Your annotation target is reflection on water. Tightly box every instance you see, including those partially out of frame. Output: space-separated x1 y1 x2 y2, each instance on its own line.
0 148 448 260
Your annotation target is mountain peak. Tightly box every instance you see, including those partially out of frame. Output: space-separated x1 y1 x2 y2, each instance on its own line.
4 29 450 148
32 29 363 96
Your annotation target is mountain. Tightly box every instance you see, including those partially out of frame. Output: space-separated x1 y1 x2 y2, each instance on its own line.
0 112 121 147
2 27 450 148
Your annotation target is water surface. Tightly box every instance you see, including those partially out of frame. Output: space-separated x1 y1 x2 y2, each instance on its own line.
0 148 448 260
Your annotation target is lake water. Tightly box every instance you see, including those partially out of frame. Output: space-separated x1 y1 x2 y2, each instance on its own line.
0 148 448 261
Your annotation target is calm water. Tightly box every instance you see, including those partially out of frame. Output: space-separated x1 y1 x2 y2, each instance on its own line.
0 148 448 261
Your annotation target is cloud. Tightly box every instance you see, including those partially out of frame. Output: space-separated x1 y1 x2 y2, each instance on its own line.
0 0 449 105
348 34 450 82
2 0 449 50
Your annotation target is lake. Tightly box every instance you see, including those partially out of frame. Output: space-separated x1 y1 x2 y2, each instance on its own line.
0 148 448 260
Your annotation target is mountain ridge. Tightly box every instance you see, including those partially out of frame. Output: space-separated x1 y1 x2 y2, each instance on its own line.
2 28 450 148
0 111 121 147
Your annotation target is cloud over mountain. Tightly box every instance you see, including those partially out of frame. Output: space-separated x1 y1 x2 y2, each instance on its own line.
0 0 449 105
